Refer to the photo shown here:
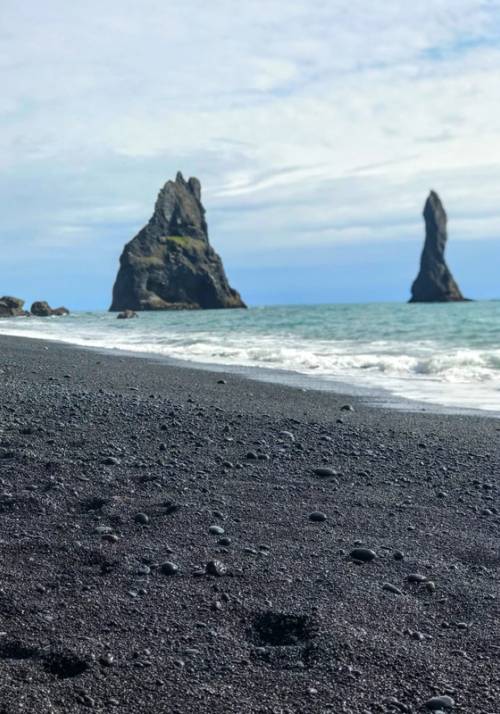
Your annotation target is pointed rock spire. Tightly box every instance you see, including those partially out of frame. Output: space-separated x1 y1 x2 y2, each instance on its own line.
409 191 466 303
110 173 246 311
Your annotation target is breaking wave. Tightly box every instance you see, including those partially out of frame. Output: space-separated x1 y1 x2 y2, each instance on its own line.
0 302 499 413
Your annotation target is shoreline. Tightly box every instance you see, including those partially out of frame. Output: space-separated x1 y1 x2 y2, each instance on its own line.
0 327 498 419
0 333 498 713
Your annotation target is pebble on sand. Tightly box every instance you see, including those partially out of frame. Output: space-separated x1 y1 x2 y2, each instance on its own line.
160 561 179 576
424 694 455 710
313 467 339 478
383 583 402 595
309 511 327 522
209 525 225 535
350 547 377 563
101 456 120 466
134 512 150 525
205 560 227 576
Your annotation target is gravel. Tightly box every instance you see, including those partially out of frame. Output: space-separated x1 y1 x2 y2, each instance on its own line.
0 333 497 714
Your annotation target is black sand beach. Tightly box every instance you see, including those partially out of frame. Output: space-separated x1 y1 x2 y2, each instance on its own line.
0 334 498 713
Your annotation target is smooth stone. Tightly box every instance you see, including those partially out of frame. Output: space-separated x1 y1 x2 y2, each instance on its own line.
383 583 402 595
425 695 455 710
95 526 113 535
313 467 338 478
218 537 232 546
160 561 179 576
102 533 119 543
209 525 225 535
340 404 354 412
309 511 327 522
134 512 150 525
407 573 427 583
350 547 377 562
101 456 120 466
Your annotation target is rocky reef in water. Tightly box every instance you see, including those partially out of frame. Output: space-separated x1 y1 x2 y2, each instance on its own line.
30 301 69 317
110 172 245 312
410 191 466 303
0 296 28 317
0 297 69 318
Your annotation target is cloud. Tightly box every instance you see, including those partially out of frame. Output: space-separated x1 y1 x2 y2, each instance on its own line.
0 0 500 305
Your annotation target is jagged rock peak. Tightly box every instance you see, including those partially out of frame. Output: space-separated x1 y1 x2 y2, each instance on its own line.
110 173 246 312
150 172 207 242
409 191 466 303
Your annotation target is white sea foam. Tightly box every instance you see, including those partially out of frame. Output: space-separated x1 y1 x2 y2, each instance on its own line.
0 304 499 413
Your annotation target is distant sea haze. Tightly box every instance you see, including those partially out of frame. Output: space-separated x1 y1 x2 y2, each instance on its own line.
0 302 499 414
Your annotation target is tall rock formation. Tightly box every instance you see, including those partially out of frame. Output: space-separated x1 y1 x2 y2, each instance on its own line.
110 172 246 311
410 191 465 303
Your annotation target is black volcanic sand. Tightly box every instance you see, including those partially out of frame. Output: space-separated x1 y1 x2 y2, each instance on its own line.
0 335 498 714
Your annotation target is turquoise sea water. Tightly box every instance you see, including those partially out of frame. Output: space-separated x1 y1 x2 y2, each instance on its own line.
0 302 499 413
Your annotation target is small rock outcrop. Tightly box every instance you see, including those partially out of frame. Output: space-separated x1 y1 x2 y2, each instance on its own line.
0 296 28 317
117 310 138 320
410 191 466 303
31 301 70 317
110 172 246 312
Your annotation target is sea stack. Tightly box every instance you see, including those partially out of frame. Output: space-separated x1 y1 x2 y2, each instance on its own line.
409 191 465 303
110 172 246 311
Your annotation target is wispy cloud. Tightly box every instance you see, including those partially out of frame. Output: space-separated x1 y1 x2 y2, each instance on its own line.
1 0 500 304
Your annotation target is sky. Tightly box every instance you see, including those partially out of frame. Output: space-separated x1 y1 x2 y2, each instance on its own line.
1 0 500 309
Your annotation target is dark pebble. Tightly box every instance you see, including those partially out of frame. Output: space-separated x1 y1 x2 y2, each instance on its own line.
205 560 227 576
313 467 339 478
350 547 377 562
383 583 402 595
209 525 225 535
134 512 150 525
309 511 327 522
424 695 455 710
160 561 179 576
101 456 120 466
102 533 119 543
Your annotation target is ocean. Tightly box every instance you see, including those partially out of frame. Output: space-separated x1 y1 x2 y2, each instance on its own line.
1 302 499 414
